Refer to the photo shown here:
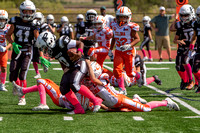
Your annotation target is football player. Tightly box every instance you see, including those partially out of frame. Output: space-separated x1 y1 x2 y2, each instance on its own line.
190 6 200 93
83 60 180 112
46 14 57 33
173 4 195 90
108 6 142 95
100 6 115 28
57 16 74 39
32 12 46 79
140 16 153 61
12 79 91 112
5 0 50 105
80 15 113 71
74 14 85 40
35 31 102 114
0 10 12 91
81 9 97 59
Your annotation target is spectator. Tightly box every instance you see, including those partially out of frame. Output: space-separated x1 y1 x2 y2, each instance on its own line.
150 6 174 62
100 6 115 28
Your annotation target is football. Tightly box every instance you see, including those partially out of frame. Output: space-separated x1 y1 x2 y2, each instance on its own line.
67 48 77 57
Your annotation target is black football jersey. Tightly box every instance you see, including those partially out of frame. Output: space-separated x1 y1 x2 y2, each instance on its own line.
82 21 95 46
57 23 73 38
175 21 194 48
46 35 77 68
74 21 85 39
9 16 37 47
192 21 200 52
143 24 152 38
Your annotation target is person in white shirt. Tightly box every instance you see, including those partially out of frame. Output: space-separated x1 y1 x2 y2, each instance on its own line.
100 6 115 28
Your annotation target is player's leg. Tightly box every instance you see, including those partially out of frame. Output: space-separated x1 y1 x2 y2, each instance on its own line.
192 54 200 93
146 75 162 85
146 40 153 61
183 53 194 90
140 38 148 60
124 50 143 87
32 47 41 79
113 50 126 94
0 51 8 91
163 35 172 61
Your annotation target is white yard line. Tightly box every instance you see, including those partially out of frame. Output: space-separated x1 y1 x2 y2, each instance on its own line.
0 117 3 121
133 116 144 121
184 116 200 118
146 85 200 115
63 116 73 120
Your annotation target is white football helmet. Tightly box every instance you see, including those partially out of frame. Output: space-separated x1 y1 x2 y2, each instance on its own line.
116 6 132 25
36 31 56 50
196 6 200 23
179 4 195 24
77 14 84 21
86 9 97 22
34 12 45 24
19 0 36 21
142 16 151 26
46 14 54 24
93 15 106 30
0 10 8 28
61 16 69 24
90 61 102 78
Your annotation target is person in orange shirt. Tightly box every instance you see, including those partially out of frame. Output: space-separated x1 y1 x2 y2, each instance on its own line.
109 6 142 95
80 15 113 75
0 10 12 91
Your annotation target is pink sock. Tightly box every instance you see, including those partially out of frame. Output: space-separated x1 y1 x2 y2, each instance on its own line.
0 72 6 84
177 71 187 82
117 76 126 90
146 77 155 85
184 64 193 81
148 50 152 59
38 84 46 105
65 90 80 106
147 100 168 109
33 62 40 74
15 78 20 85
20 80 27 98
141 49 146 57
78 85 97 101
22 85 38 94
135 72 141 80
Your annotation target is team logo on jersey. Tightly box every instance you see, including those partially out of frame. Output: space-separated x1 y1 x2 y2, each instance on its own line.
100 33 104 36
113 27 117 31
123 27 128 31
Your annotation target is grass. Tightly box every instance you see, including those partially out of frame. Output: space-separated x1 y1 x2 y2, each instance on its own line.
1 62 200 132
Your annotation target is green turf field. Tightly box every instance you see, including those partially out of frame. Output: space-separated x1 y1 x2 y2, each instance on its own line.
1 61 200 133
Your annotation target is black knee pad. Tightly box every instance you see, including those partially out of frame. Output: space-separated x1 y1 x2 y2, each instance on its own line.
175 65 181 71
60 86 70 95
192 63 199 73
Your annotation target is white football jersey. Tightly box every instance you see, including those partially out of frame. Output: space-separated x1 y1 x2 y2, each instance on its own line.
104 14 115 28
94 26 112 48
0 24 10 47
111 21 139 51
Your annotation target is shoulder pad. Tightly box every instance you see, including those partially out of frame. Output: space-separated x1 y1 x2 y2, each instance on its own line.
145 24 151 28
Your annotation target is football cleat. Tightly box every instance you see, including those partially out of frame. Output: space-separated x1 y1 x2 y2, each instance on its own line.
43 65 48 73
195 87 200 93
148 58 153 61
34 74 41 79
18 98 26 106
165 98 180 111
133 94 147 104
186 80 194 90
0 84 8 91
153 75 162 85
32 104 49 111
92 97 103 113
12 81 24 97
143 56 148 61
119 87 127 95
193 84 198 90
